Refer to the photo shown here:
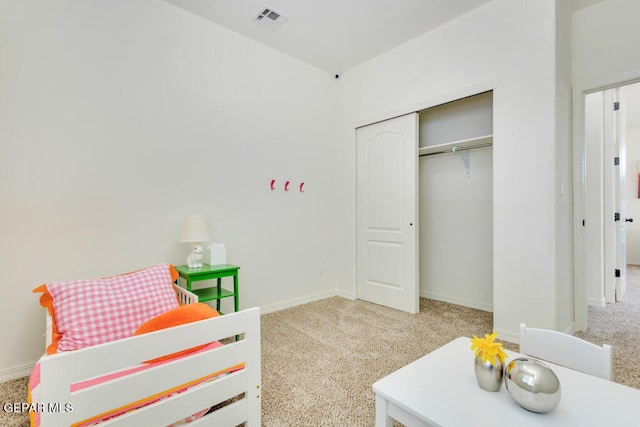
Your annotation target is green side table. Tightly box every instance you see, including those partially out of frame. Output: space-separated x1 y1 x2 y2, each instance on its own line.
175 263 240 314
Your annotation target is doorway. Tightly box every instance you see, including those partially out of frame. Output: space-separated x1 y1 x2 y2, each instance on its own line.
579 81 640 328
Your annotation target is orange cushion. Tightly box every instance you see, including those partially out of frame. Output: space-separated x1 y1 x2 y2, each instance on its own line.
134 303 219 363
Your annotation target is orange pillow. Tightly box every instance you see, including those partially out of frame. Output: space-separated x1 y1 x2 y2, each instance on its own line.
134 303 219 363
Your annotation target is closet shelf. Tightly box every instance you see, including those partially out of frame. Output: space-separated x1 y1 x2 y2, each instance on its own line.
418 134 493 157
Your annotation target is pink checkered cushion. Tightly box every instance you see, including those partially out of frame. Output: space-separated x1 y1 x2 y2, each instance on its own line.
44 263 179 352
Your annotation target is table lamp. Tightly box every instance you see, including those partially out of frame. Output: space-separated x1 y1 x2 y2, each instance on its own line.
180 215 210 268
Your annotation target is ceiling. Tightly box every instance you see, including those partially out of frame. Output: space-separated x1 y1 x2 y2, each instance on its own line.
162 0 606 74
161 0 490 73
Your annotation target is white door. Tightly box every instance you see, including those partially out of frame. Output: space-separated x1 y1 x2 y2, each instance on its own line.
356 113 419 313
604 88 628 302
615 91 628 301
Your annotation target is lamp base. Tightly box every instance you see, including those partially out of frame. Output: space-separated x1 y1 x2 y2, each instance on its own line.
186 244 204 268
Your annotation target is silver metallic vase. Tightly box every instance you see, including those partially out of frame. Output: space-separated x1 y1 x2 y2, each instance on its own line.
474 355 504 392
504 357 561 413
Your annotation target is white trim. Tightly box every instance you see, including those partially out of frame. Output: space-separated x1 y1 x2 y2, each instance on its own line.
563 322 576 336
575 68 640 95
335 289 356 300
420 291 492 313
495 321 579 351
493 327 518 344
572 86 588 332
353 78 500 129
588 297 606 308
259 290 345 314
603 88 618 305
0 361 36 383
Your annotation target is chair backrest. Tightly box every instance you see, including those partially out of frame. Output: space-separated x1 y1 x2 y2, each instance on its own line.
519 323 612 380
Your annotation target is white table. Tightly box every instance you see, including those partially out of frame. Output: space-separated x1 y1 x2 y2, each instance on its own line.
373 337 640 426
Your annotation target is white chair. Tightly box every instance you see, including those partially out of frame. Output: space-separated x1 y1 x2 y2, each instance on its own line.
519 323 612 380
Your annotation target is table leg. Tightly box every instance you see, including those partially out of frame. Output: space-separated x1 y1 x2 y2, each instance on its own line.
375 395 393 427
233 273 239 312
216 278 221 311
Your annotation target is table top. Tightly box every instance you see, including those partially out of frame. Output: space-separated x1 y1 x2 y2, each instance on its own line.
175 263 239 275
373 337 640 426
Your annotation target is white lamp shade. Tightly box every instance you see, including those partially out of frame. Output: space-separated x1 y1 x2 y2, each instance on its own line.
180 215 210 243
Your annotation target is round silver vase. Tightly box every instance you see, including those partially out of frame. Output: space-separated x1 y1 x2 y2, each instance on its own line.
474 355 504 392
504 358 561 413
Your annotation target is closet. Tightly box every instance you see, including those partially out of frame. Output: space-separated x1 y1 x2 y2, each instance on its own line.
418 91 494 311
355 91 493 314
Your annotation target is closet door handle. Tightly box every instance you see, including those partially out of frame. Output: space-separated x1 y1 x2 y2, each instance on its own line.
626 218 634 223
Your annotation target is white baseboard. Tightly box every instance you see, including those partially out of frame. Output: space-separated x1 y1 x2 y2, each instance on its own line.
493 327 519 344
335 289 356 300
587 297 606 308
420 291 493 313
260 289 351 314
563 322 575 335
0 362 35 383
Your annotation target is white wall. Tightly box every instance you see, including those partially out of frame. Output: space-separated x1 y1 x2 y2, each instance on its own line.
0 0 347 378
554 0 574 331
338 0 567 342
572 0 640 89
419 147 493 310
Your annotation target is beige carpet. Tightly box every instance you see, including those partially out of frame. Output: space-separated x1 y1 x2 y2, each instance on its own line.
2 275 639 427
260 273 640 426
260 297 496 427
574 264 640 389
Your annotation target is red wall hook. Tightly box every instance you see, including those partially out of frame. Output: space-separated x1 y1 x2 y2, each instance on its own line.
270 179 276 191
284 181 291 191
299 182 305 193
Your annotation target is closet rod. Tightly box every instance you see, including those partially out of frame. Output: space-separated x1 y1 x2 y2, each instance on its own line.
419 142 492 157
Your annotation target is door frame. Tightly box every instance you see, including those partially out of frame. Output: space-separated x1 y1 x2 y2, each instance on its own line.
603 88 619 304
573 74 640 331
615 86 629 302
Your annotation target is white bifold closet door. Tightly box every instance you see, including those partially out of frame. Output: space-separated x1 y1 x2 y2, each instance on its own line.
356 113 419 314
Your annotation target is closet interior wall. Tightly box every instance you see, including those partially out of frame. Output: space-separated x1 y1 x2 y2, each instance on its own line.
418 91 494 311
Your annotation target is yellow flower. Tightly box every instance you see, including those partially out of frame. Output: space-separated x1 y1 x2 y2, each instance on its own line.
470 332 509 366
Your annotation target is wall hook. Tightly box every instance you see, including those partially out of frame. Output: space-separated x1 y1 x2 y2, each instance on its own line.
270 179 276 191
299 182 305 193
284 181 291 191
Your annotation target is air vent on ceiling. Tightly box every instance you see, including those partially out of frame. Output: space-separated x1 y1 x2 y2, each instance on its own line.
255 6 289 30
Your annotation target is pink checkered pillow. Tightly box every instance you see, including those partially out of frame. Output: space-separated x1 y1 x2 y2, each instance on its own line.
43 263 179 352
